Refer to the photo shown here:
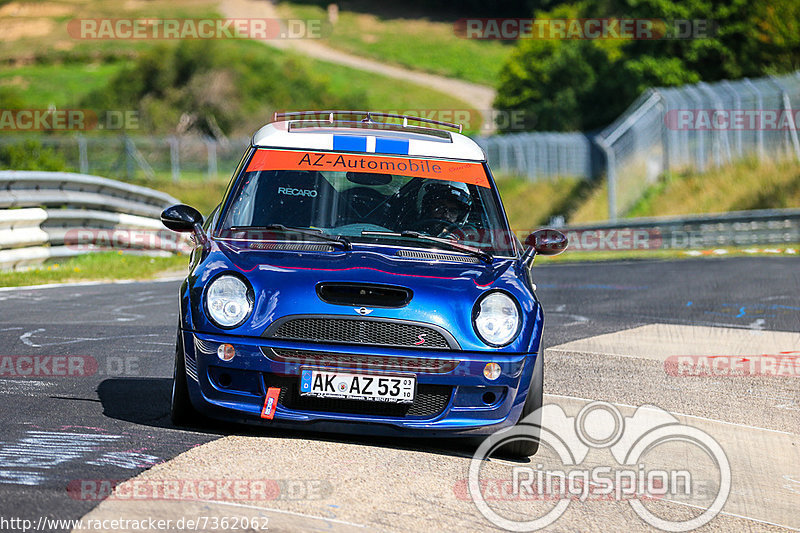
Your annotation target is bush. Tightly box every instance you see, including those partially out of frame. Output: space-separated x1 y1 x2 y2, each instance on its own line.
0 140 71 171
82 40 368 136
494 0 800 132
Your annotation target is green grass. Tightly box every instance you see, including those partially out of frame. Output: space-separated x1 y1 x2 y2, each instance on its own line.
495 175 601 230
0 0 219 62
277 48 483 134
277 1 511 86
2 45 480 137
625 158 800 218
0 62 128 108
144 177 231 216
506 158 800 226
539 243 800 263
0 251 188 288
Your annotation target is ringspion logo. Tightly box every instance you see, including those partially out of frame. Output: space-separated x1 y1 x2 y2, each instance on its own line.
469 402 730 531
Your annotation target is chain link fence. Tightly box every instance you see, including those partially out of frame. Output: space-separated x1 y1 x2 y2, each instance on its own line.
599 71 800 220
473 132 595 181
0 134 249 182
480 70 800 220
2 70 799 220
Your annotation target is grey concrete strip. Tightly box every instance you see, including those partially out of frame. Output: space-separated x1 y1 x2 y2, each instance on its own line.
73 395 798 532
547 323 800 361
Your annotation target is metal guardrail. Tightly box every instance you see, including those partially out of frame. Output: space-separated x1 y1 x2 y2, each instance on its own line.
0 171 184 270
561 208 800 251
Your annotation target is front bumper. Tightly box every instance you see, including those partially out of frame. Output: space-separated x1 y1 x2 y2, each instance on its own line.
180 329 538 437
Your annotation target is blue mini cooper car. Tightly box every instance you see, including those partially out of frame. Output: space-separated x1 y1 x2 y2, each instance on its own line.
161 111 567 456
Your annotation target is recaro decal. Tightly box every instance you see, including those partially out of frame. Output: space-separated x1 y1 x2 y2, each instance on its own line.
246 149 490 188
277 187 318 197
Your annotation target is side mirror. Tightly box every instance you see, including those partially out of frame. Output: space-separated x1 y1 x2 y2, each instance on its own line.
521 229 568 265
161 204 204 232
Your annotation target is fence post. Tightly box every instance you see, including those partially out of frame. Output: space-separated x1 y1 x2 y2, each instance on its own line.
205 138 218 180
743 78 764 161
77 135 89 175
596 137 616 222
722 80 743 157
653 89 669 175
499 137 509 173
686 86 706 172
769 76 800 162
699 81 731 166
124 136 134 179
168 136 180 182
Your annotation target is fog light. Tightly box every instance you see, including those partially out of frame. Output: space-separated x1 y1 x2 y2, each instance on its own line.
484 362 501 380
217 343 235 361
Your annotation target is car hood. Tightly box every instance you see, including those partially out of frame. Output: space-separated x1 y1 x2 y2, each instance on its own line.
186 240 540 352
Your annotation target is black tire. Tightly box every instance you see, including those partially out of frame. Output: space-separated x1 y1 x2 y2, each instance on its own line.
171 330 200 426
498 351 544 458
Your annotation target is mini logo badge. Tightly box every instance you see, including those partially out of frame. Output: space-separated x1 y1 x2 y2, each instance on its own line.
355 307 373 315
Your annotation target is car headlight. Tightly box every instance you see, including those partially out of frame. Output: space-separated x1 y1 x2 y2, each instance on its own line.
473 291 520 347
205 275 253 328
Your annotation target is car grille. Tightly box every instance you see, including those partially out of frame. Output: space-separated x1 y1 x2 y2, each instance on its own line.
265 348 459 373
263 374 452 418
264 317 453 349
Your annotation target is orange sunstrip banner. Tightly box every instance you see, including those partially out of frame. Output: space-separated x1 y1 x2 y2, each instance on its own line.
246 149 490 188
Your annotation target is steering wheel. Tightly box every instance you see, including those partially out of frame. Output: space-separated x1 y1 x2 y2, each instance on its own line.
407 218 464 238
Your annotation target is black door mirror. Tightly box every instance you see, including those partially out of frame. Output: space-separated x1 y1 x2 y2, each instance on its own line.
521 229 568 264
161 204 204 232
526 229 568 255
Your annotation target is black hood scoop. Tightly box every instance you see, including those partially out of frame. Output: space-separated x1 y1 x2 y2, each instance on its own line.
316 282 412 308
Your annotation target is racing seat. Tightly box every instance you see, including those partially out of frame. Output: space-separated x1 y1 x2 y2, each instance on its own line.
251 170 341 228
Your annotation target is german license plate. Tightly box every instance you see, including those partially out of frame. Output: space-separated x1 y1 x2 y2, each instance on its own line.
299 368 415 403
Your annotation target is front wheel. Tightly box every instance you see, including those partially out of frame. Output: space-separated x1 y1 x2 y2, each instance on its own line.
171 330 200 426
498 352 543 457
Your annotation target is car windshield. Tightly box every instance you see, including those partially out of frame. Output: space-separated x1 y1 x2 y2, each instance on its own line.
218 149 516 256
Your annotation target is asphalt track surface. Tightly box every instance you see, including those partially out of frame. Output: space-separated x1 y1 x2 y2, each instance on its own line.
0 256 797 532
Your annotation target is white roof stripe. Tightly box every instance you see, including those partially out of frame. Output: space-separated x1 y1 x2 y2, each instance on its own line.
251 121 486 161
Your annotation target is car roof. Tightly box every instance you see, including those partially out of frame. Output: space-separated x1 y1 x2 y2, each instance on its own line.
251 111 487 162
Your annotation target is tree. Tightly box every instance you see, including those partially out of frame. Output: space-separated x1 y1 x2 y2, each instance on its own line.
494 0 800 132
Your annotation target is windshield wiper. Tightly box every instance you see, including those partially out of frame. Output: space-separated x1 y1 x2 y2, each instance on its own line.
229 224 351 250
361 230 492 263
